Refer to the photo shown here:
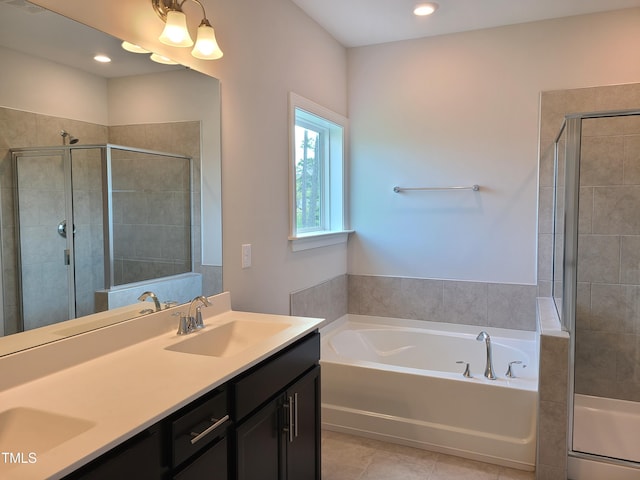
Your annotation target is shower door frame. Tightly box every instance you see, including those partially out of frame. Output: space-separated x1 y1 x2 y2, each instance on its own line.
103 144 194 288
11 146 77 330
558 108 640 470
9 144 194 332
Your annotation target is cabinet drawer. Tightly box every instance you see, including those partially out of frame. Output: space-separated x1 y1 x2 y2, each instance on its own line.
172 388 229 467
63 424 165 479
233 331 319 421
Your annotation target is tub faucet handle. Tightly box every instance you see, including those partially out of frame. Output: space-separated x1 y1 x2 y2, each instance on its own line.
506 360 526 378
456 361 472 378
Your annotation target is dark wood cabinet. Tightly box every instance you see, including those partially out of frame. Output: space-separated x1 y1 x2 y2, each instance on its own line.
63 424 167 480
235 395 281 480
232 333 321 480
62 331 320 480
284 366 320 480
63 387 229 480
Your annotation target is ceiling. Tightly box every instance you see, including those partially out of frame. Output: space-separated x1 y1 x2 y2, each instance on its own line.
290 0 640 47
0 0 180 78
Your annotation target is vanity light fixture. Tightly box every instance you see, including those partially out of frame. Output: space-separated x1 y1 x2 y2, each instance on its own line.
152 0 223 60
413 2 439 16
150 52 180 65
121 41 151 54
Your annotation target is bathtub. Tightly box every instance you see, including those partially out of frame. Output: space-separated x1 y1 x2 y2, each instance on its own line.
320 315 538 471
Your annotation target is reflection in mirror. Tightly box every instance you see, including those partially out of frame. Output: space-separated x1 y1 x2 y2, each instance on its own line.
0 1 222 356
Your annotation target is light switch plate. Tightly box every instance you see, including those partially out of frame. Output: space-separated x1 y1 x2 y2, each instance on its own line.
241 244 251 269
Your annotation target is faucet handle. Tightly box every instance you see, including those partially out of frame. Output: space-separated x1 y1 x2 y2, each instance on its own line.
506 360 526 378
194 306 205 329
456 360 473 378
176 312 193 335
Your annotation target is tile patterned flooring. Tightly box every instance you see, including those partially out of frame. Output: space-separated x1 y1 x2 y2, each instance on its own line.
321 430 535 480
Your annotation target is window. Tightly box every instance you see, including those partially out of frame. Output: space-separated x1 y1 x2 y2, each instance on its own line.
289 93 350 251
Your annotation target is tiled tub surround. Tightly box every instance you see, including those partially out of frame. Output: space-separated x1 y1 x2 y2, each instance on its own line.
290 274 348 327
290 274 537 332
321 315 539 470
349 275 537 331
0 107 221 334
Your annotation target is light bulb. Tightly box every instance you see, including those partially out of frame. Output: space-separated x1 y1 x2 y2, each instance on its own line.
159 10 193 47
192 21 223 60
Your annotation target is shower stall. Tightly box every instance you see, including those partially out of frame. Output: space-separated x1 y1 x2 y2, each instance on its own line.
7 144 192 333
553 109 640 477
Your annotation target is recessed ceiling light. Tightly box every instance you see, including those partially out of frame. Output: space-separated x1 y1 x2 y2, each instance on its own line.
413 3 439 16
93 54 111 63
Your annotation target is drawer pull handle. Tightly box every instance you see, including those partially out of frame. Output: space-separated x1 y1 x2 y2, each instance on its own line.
190 414 229 445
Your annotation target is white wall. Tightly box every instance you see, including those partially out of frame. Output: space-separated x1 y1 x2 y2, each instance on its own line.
0 45 108 124
347 8 640 285
32 0 349 314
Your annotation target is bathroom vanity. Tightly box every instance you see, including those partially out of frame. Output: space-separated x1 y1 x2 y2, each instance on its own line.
0 292 322 480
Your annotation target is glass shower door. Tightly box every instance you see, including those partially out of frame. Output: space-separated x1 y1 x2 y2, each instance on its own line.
13 149 74 330
69 147 105 317
567 111 640 466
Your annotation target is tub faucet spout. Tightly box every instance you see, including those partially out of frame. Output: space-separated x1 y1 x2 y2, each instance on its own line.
476 331 497 380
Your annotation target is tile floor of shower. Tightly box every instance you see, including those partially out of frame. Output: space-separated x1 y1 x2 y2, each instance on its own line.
322 430 534 480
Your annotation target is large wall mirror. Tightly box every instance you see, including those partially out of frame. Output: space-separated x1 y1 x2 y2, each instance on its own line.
0 1 222 356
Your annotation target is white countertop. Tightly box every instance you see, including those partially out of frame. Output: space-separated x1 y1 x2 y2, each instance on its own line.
0 292 323 479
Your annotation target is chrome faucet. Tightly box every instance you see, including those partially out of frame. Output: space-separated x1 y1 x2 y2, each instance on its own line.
476 331 497 380
188 295 212 330
138 291 161 312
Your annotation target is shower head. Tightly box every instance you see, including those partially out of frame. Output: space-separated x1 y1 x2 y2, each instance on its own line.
60 130 79 145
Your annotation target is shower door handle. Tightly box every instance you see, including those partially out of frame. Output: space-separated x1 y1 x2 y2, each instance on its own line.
57 219 76 238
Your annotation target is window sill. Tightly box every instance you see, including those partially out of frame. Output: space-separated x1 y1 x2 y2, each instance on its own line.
288 230 354 252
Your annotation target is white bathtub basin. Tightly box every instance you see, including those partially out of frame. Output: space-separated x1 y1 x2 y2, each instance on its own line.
320 314 539 471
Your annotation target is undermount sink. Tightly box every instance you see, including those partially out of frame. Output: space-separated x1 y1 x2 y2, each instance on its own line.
165 320 291 358
0 408 95 460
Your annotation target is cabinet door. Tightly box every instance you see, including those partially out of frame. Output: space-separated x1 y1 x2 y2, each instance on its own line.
173 437 228 480
235 396 282 480
285 366 320 480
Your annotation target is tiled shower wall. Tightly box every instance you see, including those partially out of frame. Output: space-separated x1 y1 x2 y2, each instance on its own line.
109 122 222 298
109 124 195 286
290 273 537 331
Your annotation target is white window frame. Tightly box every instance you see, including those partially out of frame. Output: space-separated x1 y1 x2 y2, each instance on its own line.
288 93 352 251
